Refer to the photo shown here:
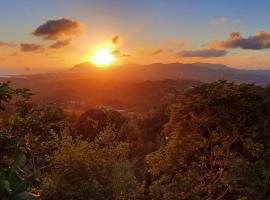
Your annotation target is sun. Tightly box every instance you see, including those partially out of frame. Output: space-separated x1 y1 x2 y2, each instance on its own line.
89 47 115 67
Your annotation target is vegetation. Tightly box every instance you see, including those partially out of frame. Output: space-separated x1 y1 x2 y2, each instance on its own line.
1 80 270 199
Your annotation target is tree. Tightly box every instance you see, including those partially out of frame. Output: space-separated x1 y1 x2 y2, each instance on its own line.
41 129 141 200
0 82 66 200
0 82 39 199
146 81 270 199
0 81 32 111
76 108 125 140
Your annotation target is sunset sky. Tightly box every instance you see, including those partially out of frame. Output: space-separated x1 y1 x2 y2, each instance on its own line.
1 0 270 73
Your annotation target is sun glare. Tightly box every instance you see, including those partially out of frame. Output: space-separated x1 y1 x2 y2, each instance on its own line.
89 47 115 67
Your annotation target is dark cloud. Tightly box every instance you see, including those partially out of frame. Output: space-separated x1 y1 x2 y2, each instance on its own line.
177 49 227 58
152 48 163 55
0 41 16 48
33 18 82 40
112 35 119 44
20 43 43 52
208 30 270 50
49 39 71 49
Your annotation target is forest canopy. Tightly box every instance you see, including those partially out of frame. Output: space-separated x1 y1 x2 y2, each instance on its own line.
0 80 270 200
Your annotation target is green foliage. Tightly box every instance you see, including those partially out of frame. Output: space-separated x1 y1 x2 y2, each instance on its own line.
0 81 32 111
111 161 140 200
0 152 39 200
76 108 125 140
41 131 141 200
146 80 270 199
0 82 62 200
3 80 270 200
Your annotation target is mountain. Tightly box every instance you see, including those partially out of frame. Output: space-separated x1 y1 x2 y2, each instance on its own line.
68 62 270 85
69 62 96 73
0 62 269 111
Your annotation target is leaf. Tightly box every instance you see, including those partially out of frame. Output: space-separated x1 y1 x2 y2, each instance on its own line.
0 180 11 193
14 191 39 200
8 153 26 181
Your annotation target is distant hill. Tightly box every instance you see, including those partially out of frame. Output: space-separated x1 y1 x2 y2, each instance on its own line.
0 62 269 111
68 62 270 85
69 62 97 73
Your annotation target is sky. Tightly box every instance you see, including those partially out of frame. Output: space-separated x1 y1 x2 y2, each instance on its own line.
1 0 270 73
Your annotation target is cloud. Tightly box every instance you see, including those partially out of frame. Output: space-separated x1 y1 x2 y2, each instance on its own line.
49 39 71 49
112 50 130 58
0 41 16 48
20 43 43 52
112 35 119 44
32 18 82 40
152 48 163 55
208 30 270 50
177 49 227 58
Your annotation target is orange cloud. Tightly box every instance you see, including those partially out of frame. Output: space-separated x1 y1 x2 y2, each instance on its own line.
112 35 119 44
49 39 71 49
152 48 163 55
112 50 130 58
20 43 43 52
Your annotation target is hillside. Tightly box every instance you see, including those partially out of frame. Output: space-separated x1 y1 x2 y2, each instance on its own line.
68 62 270 84
0 62 269 111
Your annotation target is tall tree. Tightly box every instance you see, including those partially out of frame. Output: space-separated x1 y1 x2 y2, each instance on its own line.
146 81 270 200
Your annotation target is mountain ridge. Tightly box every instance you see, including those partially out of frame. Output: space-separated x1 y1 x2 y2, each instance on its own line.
68 62 270 84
